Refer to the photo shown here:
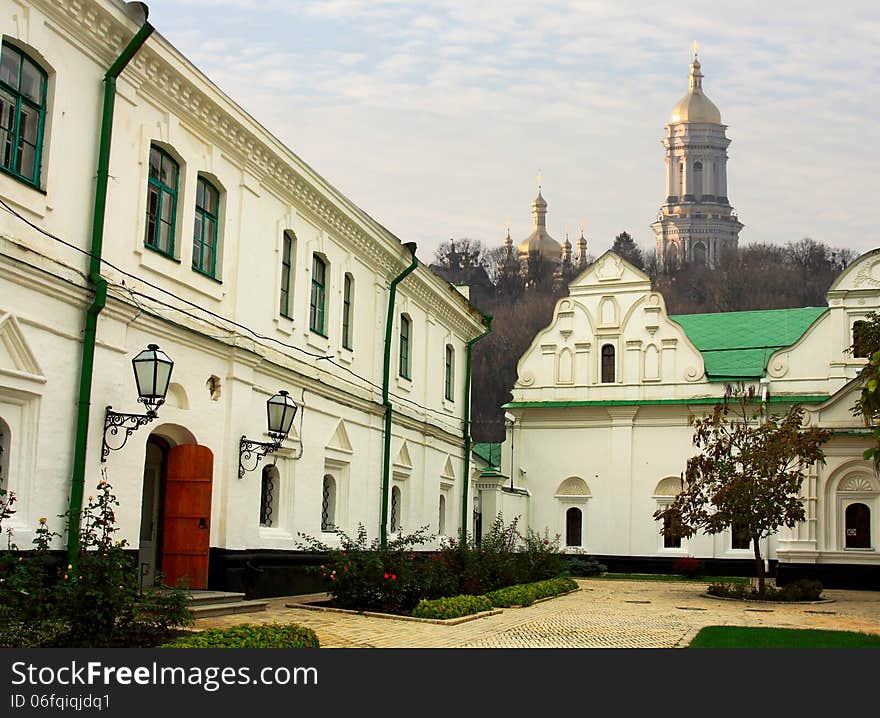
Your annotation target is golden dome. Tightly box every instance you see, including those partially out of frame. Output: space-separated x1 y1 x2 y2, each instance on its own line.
670 57 721 124
517 189 562 261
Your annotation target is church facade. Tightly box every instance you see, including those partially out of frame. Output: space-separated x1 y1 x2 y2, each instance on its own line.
490 250 880 586
652 55 743 270
0 0 487 595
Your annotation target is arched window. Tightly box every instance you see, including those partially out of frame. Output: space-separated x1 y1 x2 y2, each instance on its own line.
390 485 401 532
399 315 411 379
444 344 454 401
853 321 869 359
342 273 354 350
678 162 684 196
666 242 680 271
566 507 582 547
693 161 703 197
321 474 336 531
192 176 220 277
438 494 446 535
0 42 47 186
0 416 9 490
845 503 871 549
259 465 277 528
279 230 295 318
692 242 707 266
310 254 327 335
144 144 179 257
601 344 615 383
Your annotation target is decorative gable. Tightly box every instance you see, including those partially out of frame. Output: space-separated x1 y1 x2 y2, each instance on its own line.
0 313 44 382
326 418 353 454
441 455 456 481
394 440 412 470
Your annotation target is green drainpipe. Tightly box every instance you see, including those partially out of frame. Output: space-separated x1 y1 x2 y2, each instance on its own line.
68 12 154 562
380 242 418 548
461 314 492 538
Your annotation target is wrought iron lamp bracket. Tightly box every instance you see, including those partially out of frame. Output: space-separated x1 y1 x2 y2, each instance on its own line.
239 434 285 479
101 403 160 461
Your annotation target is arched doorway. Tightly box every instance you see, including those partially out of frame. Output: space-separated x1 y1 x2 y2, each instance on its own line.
566 507 582 547
140 425 213 589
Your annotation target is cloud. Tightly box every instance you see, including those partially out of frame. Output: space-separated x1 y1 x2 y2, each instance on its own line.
148 0 880 258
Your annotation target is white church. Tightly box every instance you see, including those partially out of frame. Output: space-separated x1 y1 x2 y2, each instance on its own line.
484 54 879 588
0 0 488 596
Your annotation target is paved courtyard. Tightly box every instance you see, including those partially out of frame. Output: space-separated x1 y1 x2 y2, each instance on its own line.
194 578 880 648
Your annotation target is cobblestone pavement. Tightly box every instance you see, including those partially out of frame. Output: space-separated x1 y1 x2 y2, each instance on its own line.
194 578 880 648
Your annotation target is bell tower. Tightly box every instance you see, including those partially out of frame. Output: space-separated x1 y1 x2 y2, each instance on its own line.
652 50 743 270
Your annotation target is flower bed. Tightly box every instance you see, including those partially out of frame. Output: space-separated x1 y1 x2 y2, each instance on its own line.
706 579 826 603
162 624 319 648
412 594 492 620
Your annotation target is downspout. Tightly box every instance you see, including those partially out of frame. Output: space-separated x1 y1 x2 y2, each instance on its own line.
68 7 154 561
380 242 418 548
461 314 493 538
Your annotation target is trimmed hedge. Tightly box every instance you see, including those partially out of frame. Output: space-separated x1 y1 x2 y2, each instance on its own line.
411 594 492 620
486 577 578 608
162 623 319 648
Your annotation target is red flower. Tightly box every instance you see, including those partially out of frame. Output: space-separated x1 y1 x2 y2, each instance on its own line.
384 573 390 579
543 539 549 545
343 566 349 572
391 574 397 580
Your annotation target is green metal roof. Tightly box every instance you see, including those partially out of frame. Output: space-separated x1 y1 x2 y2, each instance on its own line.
669 306 827 379
472 442 502 467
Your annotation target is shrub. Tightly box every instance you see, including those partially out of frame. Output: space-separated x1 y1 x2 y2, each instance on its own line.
566 556 606 577
162 624 319 648
672 557 704 578
411 594 492 620
296 524 435 614
486 577 578 607
780 579 823 601
0 480 193 647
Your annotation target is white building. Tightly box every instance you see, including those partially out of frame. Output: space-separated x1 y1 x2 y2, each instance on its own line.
651 53 743 270
493 250 880 586
0 0 488 595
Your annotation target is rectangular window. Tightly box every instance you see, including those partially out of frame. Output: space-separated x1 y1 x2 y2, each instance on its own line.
731 519 750 550
310 254 326 335
399 315 411 379
0 43 46 187
342 274 353 349
663 511 682 549
144 145 178 257
444 345 454 401
192 176 219 277
280 231 293 318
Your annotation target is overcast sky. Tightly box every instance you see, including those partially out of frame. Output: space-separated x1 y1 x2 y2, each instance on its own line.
148 0 879 261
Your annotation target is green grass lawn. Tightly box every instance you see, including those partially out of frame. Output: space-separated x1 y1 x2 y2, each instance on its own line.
594 573 749 584
689 626 880 648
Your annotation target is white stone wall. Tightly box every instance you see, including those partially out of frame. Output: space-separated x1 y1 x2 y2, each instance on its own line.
0 0 485 553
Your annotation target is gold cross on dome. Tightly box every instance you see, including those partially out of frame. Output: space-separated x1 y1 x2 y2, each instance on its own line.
692 40 699 58
537 169 543 191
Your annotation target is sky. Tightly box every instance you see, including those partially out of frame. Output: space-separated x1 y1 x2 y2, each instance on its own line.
147 0 880 261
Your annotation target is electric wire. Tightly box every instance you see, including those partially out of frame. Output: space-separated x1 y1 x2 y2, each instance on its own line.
0 197 471 424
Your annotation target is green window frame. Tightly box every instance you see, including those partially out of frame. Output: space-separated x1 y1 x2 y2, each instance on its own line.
444 344 454 401
279 230 294 318
310 254 327 336
342 273 353 350
399 314 411 379
0 42 47 187
144 145 179 257
192 176 220 278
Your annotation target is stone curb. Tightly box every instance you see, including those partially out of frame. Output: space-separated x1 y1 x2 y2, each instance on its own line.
285 603 503 625
700 593 835 605
285 587 580 624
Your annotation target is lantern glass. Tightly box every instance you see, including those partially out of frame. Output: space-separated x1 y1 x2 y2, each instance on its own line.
132 344 174 406
266 390 297 436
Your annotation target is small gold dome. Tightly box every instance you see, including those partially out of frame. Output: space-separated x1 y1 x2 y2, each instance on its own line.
670 57 721 124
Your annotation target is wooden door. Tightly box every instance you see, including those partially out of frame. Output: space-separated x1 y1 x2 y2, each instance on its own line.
162 444 213 589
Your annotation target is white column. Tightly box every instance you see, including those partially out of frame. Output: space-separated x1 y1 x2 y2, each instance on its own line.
665 156 673 198
684 159 694 198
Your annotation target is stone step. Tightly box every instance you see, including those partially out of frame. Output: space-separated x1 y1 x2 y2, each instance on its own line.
186 591 247 607
191 600 269 619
